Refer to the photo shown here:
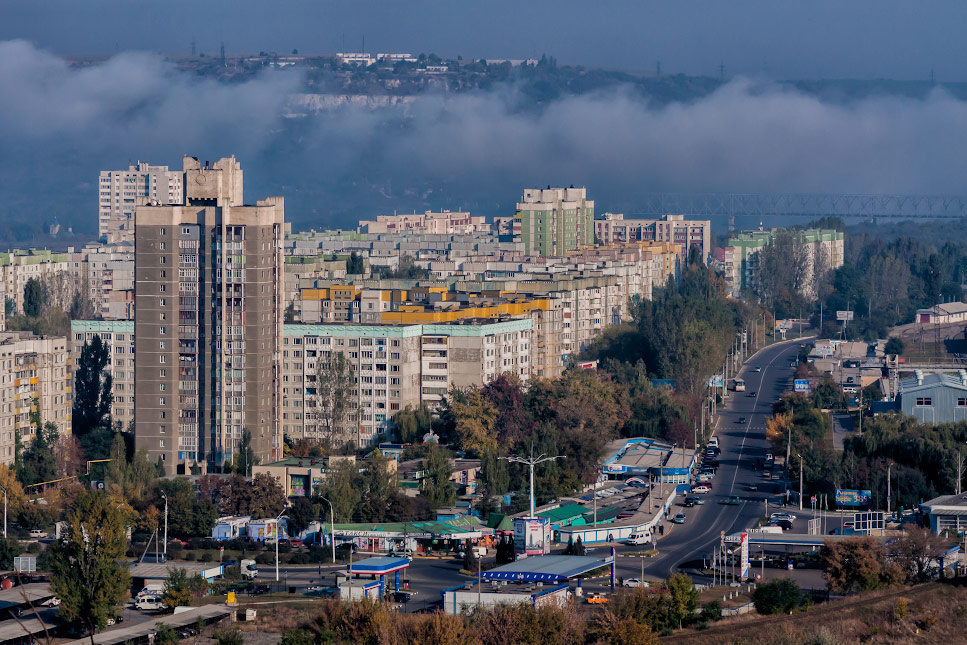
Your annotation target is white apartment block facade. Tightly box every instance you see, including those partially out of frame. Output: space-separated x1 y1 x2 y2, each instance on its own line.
358 211 488 235
99 162 183 244
0 250 70 316
595 213 712 263
68 245 136 320
70 321 136 432
282 318 532 445
0 332 72 465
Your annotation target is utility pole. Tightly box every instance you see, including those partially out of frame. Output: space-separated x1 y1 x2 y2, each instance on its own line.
501 449 565 518
320 496 336 564
161 492 168 556
1 486 6 539
886 462 892 516
957 450 965 496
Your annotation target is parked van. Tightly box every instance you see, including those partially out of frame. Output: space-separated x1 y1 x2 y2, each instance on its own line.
625 532 651 545
135 596 164 611
136 583 165 600
708 437 719 448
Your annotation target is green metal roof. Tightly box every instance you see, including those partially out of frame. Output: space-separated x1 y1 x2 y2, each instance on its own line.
582 506 622 523
538 504 588 522
325 519 483 536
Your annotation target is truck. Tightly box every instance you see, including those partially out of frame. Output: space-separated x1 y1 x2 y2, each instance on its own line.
136 583 165 600
241 559 258 580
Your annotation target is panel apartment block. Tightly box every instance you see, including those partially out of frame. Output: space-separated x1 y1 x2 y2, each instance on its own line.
70 321 135 432
99 162 183 244
135 156 284 475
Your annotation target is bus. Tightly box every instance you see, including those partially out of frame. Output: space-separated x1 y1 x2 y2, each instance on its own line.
732 378 746 392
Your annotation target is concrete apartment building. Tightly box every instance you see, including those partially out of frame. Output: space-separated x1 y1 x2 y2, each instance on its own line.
358 211 488 235
99 162 183 244
0 332 72 465
0 250 70 316
282 318 531 445
594 213 712 263
134 156 285 475
70 321 136 432
67 243 136 320
723 228 844 299
514 188 594 256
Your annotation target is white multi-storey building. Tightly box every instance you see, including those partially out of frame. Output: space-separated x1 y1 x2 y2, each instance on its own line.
0 332 72 465
70 321 136 432
98 162 183 244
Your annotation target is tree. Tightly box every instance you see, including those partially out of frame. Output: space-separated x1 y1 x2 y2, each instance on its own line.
163 567 207 610
17 421 59 486
892 527 952 583
23 278 42 317
49 490 130 642
247 473 287 518
0 538 22 569
884 336 905 355
231 429 259 477
72 335 113 436
286 496 314 536
443 386 498 456
156 479 217 538
313 459 361 522
421 444 456 511
752 579 803 614
346 252 364 274
820 537 903 594
665 572 698 628
314 352 356 448
480 446 510 497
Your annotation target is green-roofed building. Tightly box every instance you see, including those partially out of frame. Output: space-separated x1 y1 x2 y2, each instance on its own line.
581 505 622 525
537 504 589 529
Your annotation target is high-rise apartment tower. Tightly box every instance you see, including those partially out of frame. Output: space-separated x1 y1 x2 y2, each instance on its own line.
134 156 284 474
513 187 594 256
99 162 184 244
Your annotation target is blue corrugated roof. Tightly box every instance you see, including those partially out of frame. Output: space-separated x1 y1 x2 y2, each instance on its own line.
480 555 612 582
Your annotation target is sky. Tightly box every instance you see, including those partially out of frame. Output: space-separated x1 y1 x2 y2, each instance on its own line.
2 0 966 81
2 3 967 241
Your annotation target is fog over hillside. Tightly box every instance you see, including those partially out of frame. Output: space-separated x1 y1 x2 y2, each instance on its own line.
3 39 967 245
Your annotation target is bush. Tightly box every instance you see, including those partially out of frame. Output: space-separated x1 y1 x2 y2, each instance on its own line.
200 551 213 562
26 542 42 555
753 579 804 615
279 629 314 645
183 551 196 561
700 601 723 622
214 628 244 645
885 336 905 355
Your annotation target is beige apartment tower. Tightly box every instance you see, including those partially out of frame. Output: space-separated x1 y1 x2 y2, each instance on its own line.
134 156 284 474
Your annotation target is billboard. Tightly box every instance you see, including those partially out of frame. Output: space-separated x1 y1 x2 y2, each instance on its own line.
835 489 872 507
794 379 810 392
709 374 724 388
836 310 854 321
739 533 750 580
514 517 551 556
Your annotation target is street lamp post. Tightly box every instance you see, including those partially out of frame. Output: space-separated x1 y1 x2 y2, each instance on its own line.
319 495 336 564
0 486 6 540
275 507 289 582
501 450 565 518
798 454 803 511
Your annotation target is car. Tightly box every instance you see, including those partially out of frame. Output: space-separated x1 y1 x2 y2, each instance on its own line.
747 484 758 492
390 550 414 561
737 417 747 424
392 591 416 603
586 593 610 604
623 578 649 588
727 495 740 506
289 538 304 548
790 362 797 367
682 499 694 507
685 495 705 505
28 529 48 540
762 471 773 478
671 513 686 524
753 366 762 372
249 584 270 595
746 391 756 397
625 477 648 488
771 512 797 522
693 485 712 494
41 597 60 608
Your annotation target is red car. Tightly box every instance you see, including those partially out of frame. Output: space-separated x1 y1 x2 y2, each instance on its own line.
289 538 304 547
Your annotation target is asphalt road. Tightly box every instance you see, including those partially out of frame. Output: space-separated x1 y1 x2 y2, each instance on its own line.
611 338 807 582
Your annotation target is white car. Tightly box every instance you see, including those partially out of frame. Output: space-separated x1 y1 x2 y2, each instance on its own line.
28 529 48 540
41 597 60 607
693 485 712 494
623 578 649 588
771 513 797 522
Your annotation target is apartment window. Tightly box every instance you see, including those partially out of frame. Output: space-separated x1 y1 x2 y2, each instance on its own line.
159 369 166 377
160 257 166 264
160 242 166 250
159 341 166 350
160 327 166 335
915 397 932 406
159 397 166 406
160 298 166 307
160 313 166 321
159 383 166 392
160 439 166 448
160 270 166 278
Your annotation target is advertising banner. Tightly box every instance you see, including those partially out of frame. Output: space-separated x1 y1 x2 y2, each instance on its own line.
794 379 810 392
513 517 551 555
835 489 872 507
739 533 750 580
